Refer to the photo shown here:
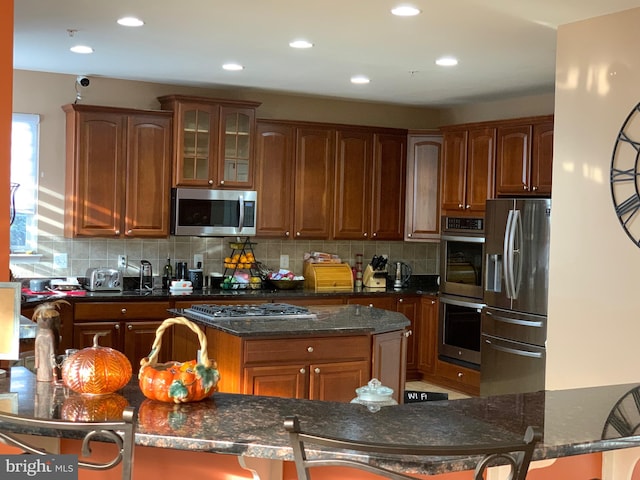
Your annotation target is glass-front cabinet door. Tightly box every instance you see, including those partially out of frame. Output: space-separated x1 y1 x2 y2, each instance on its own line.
178 103 218 186
218 106 255 187
158 95 260 189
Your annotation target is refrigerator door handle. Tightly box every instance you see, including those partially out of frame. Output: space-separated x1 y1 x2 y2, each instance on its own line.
484 310 544 328
503 210 515 299
512 209 523 299
484 338 544 359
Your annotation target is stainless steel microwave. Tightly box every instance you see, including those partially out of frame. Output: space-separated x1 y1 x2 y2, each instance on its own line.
171 188 257 236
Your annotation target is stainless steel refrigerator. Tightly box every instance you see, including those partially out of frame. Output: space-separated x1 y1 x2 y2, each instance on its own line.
481 198 551 396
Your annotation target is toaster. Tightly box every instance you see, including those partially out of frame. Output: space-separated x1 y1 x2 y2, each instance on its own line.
86 267 123 292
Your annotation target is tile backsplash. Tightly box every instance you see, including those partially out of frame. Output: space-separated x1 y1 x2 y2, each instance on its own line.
10 236 440 280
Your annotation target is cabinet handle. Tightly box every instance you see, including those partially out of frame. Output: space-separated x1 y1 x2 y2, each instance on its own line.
220 180 225 185
408 233 412 237
465 205 470 209
127 324 133 330
121 308 127 315
523 185 528 190
457 372 464 378
398 298 404 303
532 186 538 191
307 346 314 353
126 229 132 235
363 232 368 237
299 368 306 374
208 179 214 185
458 203 463 209
371 232 377 238
285 231 290 237
368 303 374 307
115 230 120 235
314 368 320 374
114 324 120 330
404 330 412 337
296 232 301 237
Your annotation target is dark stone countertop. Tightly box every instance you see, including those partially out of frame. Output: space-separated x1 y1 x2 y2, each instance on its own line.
2 367 639 476
20 275 440 306
171 304 411 336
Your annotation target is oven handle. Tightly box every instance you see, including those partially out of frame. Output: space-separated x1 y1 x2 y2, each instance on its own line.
483 338 543 359
439 295 485 311
441 234 485 243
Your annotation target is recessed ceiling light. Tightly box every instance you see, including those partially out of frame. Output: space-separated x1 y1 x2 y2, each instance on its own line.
117 17 144 27
436 56 458 67
289 40 314 49
70 45 94 54
223 63 244 71
350 75 370 85
391 5 421 16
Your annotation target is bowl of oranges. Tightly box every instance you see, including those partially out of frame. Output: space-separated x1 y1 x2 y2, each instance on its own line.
223 251 256 270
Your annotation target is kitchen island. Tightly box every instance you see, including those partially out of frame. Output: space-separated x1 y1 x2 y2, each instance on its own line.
0 367 635 479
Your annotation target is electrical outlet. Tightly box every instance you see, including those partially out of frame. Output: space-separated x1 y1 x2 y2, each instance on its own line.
118 255 127 269
280 254 289 269
53 253 68 269
193 253 204 268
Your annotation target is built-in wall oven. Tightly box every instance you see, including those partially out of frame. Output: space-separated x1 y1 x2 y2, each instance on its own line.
439 216 484 299
439 294 484 366
438 216 485 367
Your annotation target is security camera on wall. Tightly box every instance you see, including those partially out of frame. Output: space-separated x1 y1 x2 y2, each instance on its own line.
76 75 90 87
74 75 90 103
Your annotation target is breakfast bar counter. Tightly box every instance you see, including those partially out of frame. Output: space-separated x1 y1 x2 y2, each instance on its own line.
1 367 639 479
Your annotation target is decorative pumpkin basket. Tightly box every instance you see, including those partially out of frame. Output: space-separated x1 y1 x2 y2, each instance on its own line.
138 317 220 403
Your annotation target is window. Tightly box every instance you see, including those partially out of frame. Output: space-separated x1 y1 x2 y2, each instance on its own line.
10 113 39 253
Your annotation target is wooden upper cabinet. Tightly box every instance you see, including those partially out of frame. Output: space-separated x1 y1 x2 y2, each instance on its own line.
294 126 335 239
405 132 441 241
62 104 172 238
441 127 495 216
333 129 373 240
371 132 407 240
255 121 295 238
495 116 554 197
158 95 261 189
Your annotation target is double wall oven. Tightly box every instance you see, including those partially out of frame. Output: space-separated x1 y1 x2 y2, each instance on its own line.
439 216 485 367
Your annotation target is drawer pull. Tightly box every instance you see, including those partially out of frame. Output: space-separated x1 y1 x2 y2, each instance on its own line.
114 324 120 330
314 368 320 374
121 308 127 315
457 372 463 378
127 324 133 330
307 346 314 353
299 368 305 374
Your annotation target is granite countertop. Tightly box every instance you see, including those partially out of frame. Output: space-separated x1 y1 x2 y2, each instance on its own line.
2 367 640 476
172 304 411 336
20 275 440 305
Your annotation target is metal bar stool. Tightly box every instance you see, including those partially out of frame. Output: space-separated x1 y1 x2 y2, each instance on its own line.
0 406 136 480
285 415 541 480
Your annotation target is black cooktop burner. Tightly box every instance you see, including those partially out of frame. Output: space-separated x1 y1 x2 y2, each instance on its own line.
184 303 312 320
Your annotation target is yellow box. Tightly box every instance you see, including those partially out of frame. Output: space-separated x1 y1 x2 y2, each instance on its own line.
303 263 354 292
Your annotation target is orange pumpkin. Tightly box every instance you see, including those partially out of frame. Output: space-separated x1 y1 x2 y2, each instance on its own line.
138 317 220 403
62 333 132 395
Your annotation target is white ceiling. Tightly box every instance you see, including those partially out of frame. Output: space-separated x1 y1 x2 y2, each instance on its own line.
13 0 640 107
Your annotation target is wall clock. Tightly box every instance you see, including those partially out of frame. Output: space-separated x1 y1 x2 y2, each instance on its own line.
602 386 640 439
611 102 640 246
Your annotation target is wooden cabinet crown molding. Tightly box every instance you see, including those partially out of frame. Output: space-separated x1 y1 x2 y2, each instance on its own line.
158 94 262 109
439 114 554 132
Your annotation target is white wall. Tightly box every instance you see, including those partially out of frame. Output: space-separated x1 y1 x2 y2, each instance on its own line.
547 7 640 389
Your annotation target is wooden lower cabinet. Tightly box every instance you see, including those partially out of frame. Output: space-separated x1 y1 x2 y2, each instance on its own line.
434 358 480 396
371 329 407 403
72 301 172 367
417 296 438 376
207 329 374 402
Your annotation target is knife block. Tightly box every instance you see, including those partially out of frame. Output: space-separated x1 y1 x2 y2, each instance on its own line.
362 265 387 289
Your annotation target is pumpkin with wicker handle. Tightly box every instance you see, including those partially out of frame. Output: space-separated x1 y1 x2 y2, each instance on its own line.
61 332 132 395
138 317 220 403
